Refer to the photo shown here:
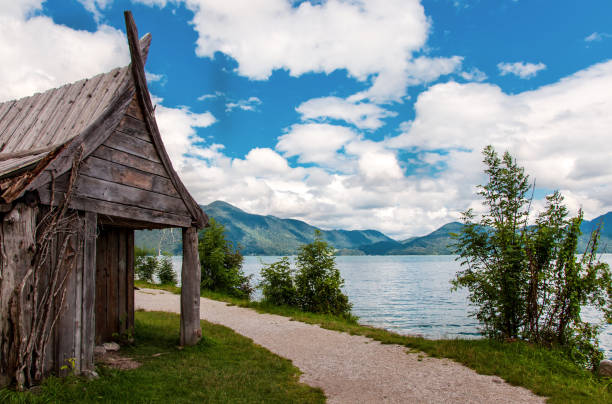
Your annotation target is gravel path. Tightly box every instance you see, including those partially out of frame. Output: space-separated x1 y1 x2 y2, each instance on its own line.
135 288 545 404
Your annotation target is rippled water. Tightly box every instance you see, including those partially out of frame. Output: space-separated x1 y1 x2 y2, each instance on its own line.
172 254 612 357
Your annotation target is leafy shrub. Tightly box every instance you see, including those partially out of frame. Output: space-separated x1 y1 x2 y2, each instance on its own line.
157 255 177 285
198 218 252 299
294 231 352 317
452 146 611 368
259 257 297 306
259 231 352 318
135 255 158 282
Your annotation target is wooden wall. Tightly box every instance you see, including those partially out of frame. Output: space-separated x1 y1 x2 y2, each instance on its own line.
95 227 134 344
0 205 97 386
37 96 192 228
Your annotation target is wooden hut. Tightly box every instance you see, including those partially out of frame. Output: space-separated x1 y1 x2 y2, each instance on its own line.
0 12 205 389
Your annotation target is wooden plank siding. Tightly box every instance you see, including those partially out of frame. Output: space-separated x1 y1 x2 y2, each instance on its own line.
35 97 193 228
95 227 134 343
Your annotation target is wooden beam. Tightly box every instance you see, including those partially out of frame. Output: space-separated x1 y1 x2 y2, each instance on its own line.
81 212 96 372
180 227 202 346
37 188 192 228
124 11 208 229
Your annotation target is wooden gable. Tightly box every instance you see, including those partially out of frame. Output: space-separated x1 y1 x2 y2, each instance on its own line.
37 96 193 228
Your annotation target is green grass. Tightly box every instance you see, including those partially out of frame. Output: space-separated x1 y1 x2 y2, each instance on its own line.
0 311 324 404
135 282 612 404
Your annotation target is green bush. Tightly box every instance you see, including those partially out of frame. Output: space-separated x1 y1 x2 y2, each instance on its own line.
198 218 252 299
135 255 158 282
452 145 611 368
294 231 352 317
259 257 297 306
259 231 352 318
157 255 177 286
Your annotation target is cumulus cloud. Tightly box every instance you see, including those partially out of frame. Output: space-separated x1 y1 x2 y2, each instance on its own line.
225 96 262 112
133 0 462 102
153 101 217 169
389 59 612 217
497 61 546 79
0 1 129 102
277 123 357 168
296 96 396 130
156 60 612 238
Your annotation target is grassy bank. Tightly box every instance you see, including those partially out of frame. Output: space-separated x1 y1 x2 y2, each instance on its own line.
134 281 611 404
0 311 324 403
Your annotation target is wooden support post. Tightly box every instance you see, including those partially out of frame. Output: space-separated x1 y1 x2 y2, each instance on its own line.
180 227 201 346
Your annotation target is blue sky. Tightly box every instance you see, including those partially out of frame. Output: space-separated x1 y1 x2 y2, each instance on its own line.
2 1 612 238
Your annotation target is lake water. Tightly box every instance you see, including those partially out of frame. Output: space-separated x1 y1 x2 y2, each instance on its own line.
171 254 612 358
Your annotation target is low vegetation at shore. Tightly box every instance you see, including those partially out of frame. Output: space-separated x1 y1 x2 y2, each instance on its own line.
0 311 324 403
134 282 608 404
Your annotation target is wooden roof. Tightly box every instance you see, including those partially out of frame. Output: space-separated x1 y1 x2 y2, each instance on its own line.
0 12 207 229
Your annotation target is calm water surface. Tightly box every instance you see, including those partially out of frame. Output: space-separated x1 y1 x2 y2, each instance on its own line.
173 254 612 357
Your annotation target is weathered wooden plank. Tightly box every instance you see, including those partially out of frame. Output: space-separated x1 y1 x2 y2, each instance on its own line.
125 95 144 120
24 85 135 199
103 131 160 162
91 145 168 178
0 203 37 387
80 155 179 197
89 67 132 123
125 11 207 229
5 88 57 152
38 188 193 228
0 100 15 130
95 230 107 344
180 227 202 346
116 115 151 143
35 79 87 148
81 212 96 371
0 95 39 150
107 230 118 339
56 231 77 376
117 230 127 334
77 69 124 133
49 74 107 147
74 221 83 374
73 175 189 215
126 230 135 332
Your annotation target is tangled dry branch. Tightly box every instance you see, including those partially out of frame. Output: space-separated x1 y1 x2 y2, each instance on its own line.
11 147 84 390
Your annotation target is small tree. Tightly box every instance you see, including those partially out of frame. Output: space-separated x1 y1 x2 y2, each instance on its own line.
294 231 352 317
259 257 297 306
198 217 252 299
452 145 611 368
157 255 177 285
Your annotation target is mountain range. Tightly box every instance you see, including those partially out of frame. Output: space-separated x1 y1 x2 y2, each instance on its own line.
135 201 612 256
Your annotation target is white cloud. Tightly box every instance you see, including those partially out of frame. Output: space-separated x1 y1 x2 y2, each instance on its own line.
146 71 165 83
585 32 612 42
388 59 612 219
460 67 487 82
76 0 113 21
197 91 224 101
153 102 217 169
225 96 262 112
276 123 357 168
132 0 461 102
296 96 396 130
0 2 129 102
163 60 612 238
497 61 546 79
